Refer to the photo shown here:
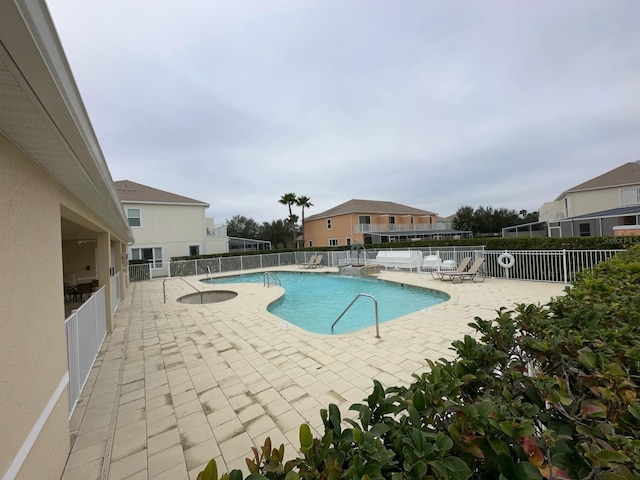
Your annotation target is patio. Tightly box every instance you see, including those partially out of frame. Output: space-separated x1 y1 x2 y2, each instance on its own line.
61 267 566 480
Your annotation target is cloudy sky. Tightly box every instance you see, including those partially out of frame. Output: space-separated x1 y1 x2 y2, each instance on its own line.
48 1 639 225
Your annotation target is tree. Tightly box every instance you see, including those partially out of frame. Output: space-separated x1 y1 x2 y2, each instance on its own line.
278 193 297 218
519 209 539 223
453 205 537 235
225 215 260 239
295 195 313 226
259 219 291 248
279 192 298 247
452 205 475 232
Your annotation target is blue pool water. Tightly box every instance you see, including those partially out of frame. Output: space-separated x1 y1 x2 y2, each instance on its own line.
204 272 448 335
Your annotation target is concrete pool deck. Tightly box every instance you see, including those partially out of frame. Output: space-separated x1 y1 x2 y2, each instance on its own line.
61 267 567 480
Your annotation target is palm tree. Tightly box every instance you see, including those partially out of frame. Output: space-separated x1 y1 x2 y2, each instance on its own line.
295 195 313 226
278 193 297 218
279 193 297 247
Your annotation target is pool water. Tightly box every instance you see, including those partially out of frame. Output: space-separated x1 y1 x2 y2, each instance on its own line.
204 272 448 335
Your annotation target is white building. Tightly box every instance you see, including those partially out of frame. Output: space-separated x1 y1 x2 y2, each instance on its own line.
115 180 228 272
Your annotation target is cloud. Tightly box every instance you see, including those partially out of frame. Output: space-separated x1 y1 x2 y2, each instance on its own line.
49 0 640 224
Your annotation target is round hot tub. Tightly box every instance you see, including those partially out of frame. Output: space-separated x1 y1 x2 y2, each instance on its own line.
177 290 237 304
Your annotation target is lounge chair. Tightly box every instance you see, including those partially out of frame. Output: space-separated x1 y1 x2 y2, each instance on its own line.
439 257 486 283
307 254 323 269
298 254 317 269
431 256 472 280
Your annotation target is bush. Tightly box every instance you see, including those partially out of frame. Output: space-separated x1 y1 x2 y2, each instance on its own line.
198 246 640 479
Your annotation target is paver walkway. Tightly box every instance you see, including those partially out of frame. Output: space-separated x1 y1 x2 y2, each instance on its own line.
61 267 566 480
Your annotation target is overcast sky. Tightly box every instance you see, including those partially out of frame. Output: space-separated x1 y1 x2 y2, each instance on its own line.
48 1 640 225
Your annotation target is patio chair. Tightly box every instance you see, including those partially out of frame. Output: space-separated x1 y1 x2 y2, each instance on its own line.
431 256 472 280
439 257 486 283
298 254 317 269
306 254 323 269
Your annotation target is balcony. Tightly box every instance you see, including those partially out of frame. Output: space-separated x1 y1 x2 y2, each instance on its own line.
352 223 445 234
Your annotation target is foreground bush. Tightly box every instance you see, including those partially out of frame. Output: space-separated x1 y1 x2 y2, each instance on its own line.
199 246 640 479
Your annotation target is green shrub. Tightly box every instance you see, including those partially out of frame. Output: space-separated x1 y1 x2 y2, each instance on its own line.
175 236 630 262
198 246 640 479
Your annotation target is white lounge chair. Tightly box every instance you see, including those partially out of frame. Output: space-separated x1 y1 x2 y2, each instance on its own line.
298 254 317 269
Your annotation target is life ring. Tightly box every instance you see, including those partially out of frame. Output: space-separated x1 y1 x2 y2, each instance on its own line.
497 252 515 268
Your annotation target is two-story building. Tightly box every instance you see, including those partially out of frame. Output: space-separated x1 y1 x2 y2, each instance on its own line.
505 160 640 237
303 199 471 247
115 180 229 273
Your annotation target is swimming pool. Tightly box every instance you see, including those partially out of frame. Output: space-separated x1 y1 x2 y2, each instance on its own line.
204 272 448 335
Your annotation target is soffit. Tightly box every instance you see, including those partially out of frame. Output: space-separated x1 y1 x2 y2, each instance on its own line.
0 1 133 243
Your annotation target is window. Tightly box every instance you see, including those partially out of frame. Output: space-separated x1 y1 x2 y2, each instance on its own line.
329 238 338 246
131 247 163 267
346 238 351 246
189 245 200 256
411 217 414 224
579 223 591 237
327 219 332 229
358 215 371 224
127 208 141 227
389 216 395 224
308 240 313 247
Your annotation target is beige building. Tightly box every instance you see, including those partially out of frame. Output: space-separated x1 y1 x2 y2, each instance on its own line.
506 161 640 237
303 199 469 247
539 161 640 222
1 2 134 479
115 180 228 274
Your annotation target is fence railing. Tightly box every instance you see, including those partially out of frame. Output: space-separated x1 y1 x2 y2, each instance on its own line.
65 286 107 416
482 249 619 283
128 247 621 284
110 272 120 315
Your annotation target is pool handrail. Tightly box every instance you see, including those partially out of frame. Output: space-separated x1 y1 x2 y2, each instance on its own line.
163 277 203 303
263 272 281 287
331 293 380 338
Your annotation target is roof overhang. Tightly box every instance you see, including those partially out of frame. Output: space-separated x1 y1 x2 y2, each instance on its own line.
0 0 133 243
121 200 210 208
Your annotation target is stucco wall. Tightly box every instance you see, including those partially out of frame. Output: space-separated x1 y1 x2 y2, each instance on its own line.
62 241 98 283
1 134 71 479
304 214 355 247
126 202 207 258
566 189 622 217
0 133 125 479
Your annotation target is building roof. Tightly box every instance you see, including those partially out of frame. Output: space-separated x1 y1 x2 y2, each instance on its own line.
555 160 640 200
0 2 133 243
305 199 436 221
114 180 209 206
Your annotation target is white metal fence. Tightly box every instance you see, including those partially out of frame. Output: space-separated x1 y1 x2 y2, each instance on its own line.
129 247 621 284
65 286 107 416
110 272 120 315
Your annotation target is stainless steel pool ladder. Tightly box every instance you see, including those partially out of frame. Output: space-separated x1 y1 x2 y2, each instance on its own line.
263 272 281 287
331 293 380 338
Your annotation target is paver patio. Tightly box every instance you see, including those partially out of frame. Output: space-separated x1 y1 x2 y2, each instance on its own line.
61 267 566 480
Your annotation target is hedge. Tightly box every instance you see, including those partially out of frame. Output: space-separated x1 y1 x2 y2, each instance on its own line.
198 244 640 479
173 236 634 261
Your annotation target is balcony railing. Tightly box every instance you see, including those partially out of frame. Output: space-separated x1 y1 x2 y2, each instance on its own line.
353 223 444 233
